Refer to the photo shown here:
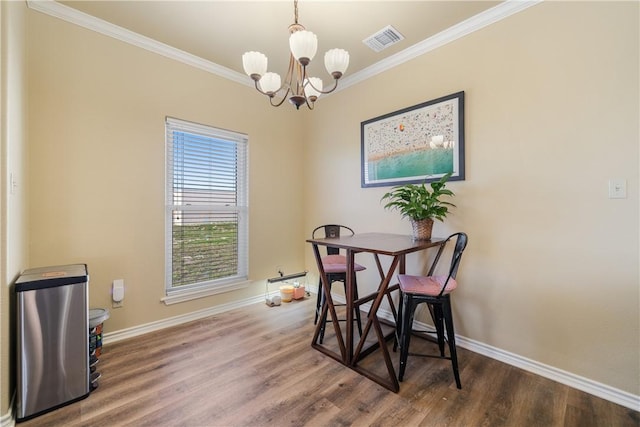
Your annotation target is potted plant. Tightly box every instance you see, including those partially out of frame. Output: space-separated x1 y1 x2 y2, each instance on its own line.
380 172 456 240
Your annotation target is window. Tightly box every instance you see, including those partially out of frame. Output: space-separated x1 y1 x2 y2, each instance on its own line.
165 117 248 299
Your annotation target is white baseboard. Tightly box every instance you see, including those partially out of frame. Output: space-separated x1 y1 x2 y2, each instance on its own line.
1 394 14 427
101 288 639 412
330 292 640 412
104 294 266 344
0 411 13 427
455 333 640 412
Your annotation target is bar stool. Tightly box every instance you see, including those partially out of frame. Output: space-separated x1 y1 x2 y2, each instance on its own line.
312 224 366 342
396 232 468 389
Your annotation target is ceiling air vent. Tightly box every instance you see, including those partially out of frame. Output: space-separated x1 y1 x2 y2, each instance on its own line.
363 25 405 53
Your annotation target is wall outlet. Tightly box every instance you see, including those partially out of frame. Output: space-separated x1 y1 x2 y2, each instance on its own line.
112 300 123 309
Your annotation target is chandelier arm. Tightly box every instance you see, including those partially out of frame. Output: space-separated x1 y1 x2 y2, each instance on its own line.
251 71 292 100
284 51 304 97
295 62 307 96
251 73 292 107
252 80 271 97
305 77 340 95
304 97 315 110
268 87 292 108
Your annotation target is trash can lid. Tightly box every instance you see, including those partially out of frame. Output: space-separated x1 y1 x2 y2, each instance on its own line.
16 264 88 291
89 308 110 327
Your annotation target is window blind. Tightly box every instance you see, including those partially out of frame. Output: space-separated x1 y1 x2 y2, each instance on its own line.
165 117 248 293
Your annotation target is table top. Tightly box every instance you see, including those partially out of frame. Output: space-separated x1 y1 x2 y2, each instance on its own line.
306 232 445 256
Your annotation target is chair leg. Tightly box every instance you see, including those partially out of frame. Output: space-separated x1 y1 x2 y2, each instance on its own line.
442 299 461 389
319 294 327 344
431 303 446 357
398 294 415 382
393 290 404 352
314 278 323 325
318 279 330 344
353 279 363 337
318 273 362 344
318 274 338 344
339 278 363 337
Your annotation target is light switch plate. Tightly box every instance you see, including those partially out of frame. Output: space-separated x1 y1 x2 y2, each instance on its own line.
608 179 627 199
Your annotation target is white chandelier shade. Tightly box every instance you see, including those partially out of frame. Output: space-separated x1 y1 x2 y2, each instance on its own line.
304 77 323 100
242 0 349 110
289 30 318 64
325 49 350 76
259 72 282 94
242 51 268 78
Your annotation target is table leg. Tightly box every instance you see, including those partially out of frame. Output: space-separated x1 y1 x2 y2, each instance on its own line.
351 255 401 392
310 243 346 362
345 249 354 364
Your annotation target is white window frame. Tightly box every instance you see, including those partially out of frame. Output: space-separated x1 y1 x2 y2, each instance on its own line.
163 117 249 304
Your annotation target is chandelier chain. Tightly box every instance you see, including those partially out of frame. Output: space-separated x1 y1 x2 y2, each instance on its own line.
294 0 299 24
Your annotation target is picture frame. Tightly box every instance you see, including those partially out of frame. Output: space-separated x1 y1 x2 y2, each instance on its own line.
361 91 465 188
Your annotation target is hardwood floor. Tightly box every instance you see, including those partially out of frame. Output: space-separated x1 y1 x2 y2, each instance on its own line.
19 297 638 426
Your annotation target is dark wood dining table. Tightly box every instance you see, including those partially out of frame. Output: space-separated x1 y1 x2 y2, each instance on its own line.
306 232 445 392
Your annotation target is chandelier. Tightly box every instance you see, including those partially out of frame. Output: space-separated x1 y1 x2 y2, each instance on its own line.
242 0 349 110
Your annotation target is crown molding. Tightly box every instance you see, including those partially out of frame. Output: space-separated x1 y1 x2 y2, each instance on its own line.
339 0 542 91
27 0 542 92
26 0 250 86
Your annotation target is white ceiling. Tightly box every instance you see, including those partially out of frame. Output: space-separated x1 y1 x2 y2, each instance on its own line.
49 1 509 81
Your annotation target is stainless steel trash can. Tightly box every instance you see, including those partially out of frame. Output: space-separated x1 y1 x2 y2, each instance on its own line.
15 264 90 422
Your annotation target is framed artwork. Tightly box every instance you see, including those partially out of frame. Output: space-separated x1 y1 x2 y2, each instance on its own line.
361 91 465 188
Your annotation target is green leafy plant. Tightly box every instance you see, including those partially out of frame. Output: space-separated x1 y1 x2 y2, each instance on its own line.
381 173 456 222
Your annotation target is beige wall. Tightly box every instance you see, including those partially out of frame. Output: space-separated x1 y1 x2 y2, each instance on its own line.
305 1 639 395
1 0 638 418
25 7 308 335
1 0 30 416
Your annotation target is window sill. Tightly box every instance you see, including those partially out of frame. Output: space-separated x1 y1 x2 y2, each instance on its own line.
161 280 250 305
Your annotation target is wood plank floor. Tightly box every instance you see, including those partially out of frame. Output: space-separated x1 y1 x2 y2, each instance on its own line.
19 297 638 426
